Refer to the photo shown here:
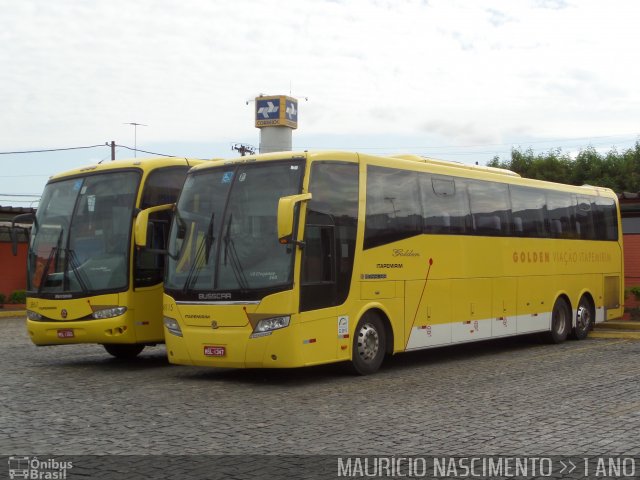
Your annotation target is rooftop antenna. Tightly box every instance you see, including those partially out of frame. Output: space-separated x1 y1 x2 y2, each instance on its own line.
124 122 147 157
232 143 256 157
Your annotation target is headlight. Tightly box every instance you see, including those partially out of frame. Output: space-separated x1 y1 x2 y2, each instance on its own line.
251 315 290 337
163 316 183 337
27 310 42 321
91 306 127 319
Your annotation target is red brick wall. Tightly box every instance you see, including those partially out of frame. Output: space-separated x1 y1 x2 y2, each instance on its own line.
0 242 27 298
624 234 640 307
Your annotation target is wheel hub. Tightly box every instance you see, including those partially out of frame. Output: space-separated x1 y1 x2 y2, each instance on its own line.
577 305 591 329
357 323 379 362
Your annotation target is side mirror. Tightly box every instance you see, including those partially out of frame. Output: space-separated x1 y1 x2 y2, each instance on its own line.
277 193 312 245
11 213 35 256
134 204 174 248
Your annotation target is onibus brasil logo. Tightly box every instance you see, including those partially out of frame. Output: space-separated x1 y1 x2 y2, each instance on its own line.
8 456 72 479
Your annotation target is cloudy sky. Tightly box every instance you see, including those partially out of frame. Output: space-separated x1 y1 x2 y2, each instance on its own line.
1 0 639 206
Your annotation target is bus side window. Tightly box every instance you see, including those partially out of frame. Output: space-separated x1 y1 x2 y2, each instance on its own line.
576 196 596 240
467 180 511 236
547 191 575 239
510 186 546 238
364 165 422 249
594 197 618 241
300 161 358 312
421 175 471 235
135 166 189 288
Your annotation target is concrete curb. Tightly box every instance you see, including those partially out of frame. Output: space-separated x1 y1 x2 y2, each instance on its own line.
592 320 640 338
594 320 640 331
590 330 640 340
0 310 25 318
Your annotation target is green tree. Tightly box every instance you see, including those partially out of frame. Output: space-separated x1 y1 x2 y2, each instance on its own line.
487 141 640 192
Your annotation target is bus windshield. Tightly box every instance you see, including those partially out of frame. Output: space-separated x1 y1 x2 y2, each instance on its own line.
165 160 304 301
28 170 140 296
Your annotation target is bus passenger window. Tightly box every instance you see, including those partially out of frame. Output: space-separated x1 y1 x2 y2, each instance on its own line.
547 192 575 239
510 186 546 237
421 175 471 235
365 166 422 248
467 180 511 236
576 196 596 240
594 197 618 241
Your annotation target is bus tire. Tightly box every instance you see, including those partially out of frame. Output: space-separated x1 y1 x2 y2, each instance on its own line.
103 343 145 359
350 313 386 375
571 295 594 340
547 297 571 344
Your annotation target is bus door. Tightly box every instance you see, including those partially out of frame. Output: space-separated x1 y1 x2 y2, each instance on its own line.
298 161 359 364
132 166 190 342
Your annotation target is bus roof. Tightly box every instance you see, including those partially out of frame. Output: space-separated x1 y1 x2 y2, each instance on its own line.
47 157 206 182
389 154 521 178
187 150 617 199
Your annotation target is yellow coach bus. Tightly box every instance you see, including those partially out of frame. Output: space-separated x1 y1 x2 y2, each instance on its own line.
141 151 623 374
14 157 201 358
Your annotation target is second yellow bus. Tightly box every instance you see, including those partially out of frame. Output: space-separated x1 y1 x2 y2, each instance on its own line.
19 157 201 358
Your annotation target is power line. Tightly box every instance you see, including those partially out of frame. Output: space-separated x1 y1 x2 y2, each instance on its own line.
0 175 51 178
0 144 106 155
116 145 182 158
0 193 41 197
0 199 40 204
0 142 185 159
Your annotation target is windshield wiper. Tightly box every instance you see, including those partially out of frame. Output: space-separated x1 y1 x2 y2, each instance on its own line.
223 214 249 290
182 212 215 293
66 249 91 293
37 247 58 294
204 212 215 263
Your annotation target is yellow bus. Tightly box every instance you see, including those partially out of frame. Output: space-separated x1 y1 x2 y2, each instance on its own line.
15 157 202 358
143 151 623 374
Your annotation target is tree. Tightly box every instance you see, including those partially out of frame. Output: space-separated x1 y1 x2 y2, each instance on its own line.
487 141 640 192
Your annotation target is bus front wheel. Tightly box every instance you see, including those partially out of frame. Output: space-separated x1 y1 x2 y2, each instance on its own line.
547 298 571 344
350 313 386 375
103 343 145 359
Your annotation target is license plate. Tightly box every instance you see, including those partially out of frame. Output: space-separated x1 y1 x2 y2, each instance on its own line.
57 329 74 339
204 345 225 357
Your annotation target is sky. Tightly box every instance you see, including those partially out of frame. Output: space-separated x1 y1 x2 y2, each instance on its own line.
1 0 640 207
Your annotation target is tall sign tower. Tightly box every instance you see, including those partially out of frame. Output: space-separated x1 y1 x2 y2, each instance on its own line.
254 95 298 153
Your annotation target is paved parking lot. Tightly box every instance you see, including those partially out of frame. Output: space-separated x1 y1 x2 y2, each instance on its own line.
1 315 639 477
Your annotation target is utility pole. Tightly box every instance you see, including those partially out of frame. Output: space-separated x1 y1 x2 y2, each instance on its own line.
110 141 116 161
124 122 147 157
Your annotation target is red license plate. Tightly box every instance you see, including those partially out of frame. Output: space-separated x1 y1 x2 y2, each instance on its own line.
57 329 74 339
204 345 225 357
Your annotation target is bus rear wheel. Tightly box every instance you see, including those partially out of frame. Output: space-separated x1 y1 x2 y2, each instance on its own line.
546 297 571 344
571 295 594 340
350 313 386 375
103 343 145 359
